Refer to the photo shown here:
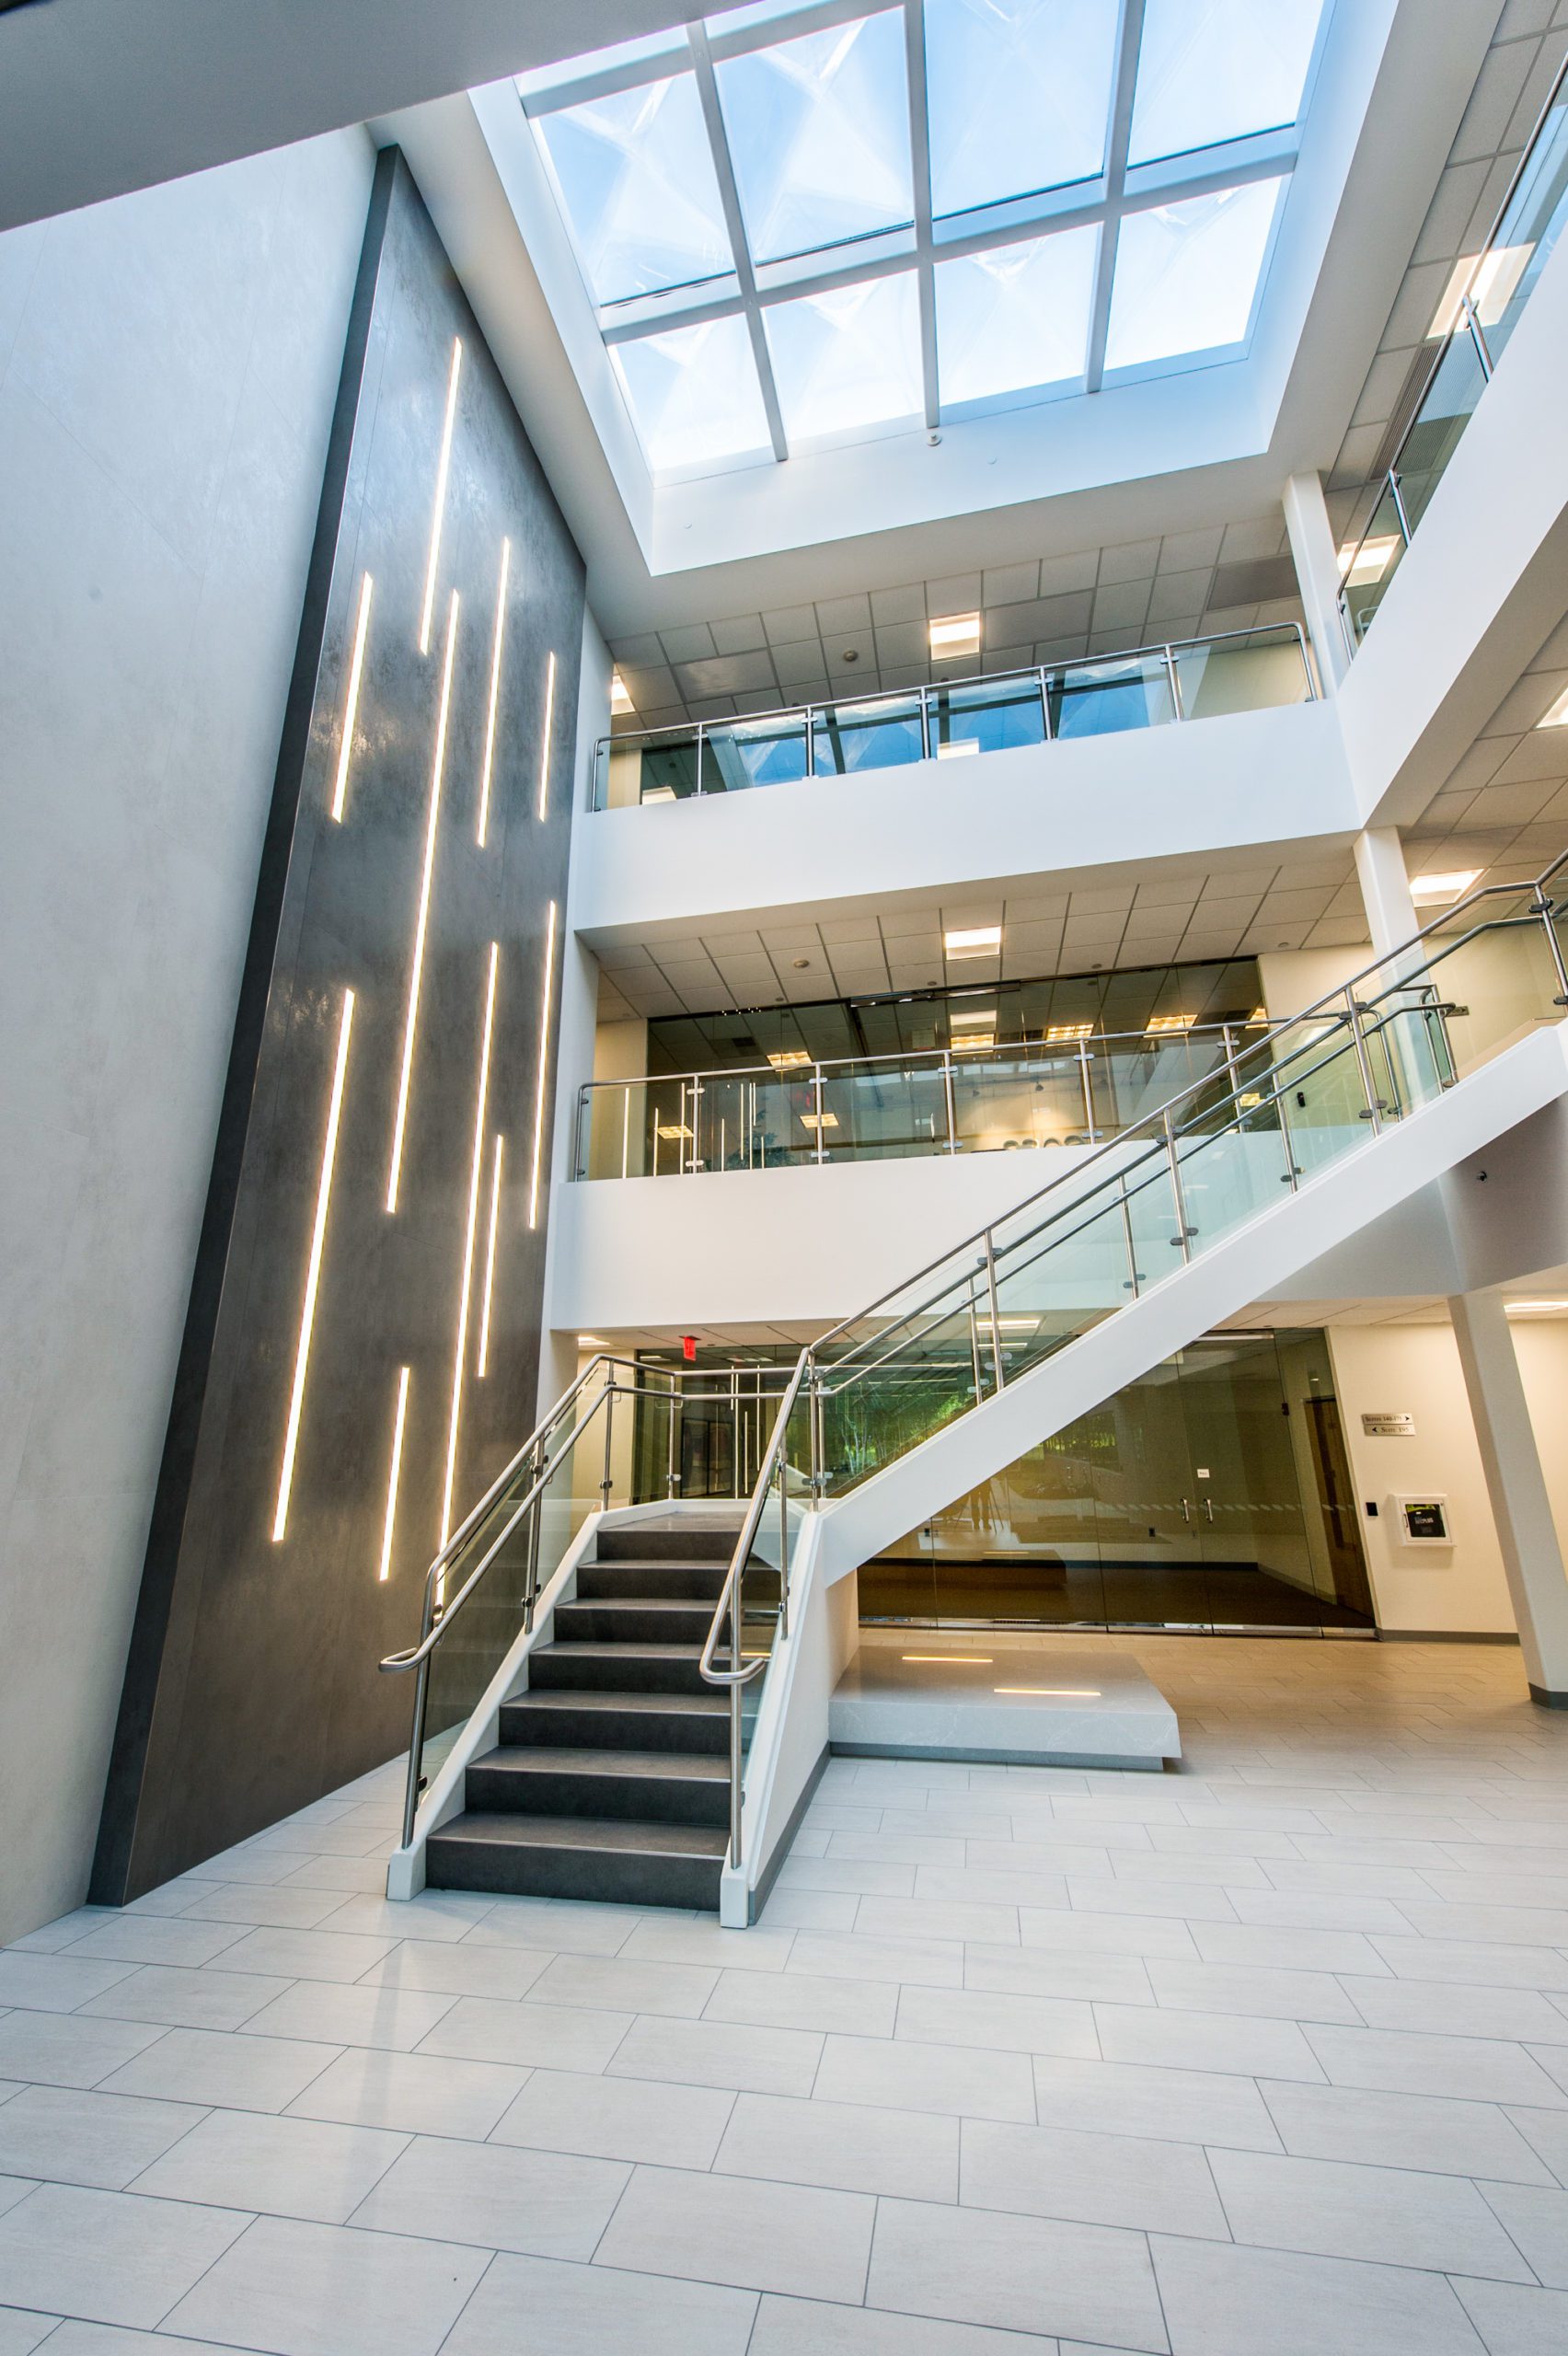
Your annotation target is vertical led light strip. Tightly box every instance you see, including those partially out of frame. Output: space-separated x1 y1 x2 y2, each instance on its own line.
271 988 355 1543
329 573 374 822
441 943 501 1548
377 1367 410 1582
476 537 512 849
536 652 557 822
527 900 559 1230
418 338 463 656
386 589 459 1214
477 1135 505 1378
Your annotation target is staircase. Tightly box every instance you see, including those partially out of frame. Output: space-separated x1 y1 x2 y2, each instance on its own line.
423 1518 739 1909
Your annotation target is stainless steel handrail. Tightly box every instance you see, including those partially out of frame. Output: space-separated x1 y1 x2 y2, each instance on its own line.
698 1352 812 1876
594 622 1313 801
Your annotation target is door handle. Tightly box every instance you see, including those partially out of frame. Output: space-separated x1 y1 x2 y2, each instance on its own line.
1204 1497 1215 1524
1180 1497 1191 1523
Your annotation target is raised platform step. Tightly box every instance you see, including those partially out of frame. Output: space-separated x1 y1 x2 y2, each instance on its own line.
554 1598 716 1646
426 1810 726 1909
465 1744 730 1825
527 1641 709 1697
501 1688 730 1754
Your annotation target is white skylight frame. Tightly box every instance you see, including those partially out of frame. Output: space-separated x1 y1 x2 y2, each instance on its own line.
518 0 1334 477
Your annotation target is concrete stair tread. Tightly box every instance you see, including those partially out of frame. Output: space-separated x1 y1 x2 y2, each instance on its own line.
431 1811 728 1859
540 1641 706 1661
509 1688 728 1717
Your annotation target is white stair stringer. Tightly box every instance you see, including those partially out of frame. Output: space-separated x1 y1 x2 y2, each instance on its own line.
815 1023 1568 1581
726 1023 1568 1921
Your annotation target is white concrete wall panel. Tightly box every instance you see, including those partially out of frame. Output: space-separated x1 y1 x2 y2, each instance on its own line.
0 129 375 1941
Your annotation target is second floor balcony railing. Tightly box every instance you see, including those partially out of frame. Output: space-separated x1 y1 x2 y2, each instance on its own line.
1339 53 1568 646
592 623 1314 811
574 1022 1274 1181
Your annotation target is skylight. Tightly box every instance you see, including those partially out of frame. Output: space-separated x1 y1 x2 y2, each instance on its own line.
519 0 1331 476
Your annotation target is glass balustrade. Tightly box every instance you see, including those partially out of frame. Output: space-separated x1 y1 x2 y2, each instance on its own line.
592 623 1313 809
1338 64 1568 648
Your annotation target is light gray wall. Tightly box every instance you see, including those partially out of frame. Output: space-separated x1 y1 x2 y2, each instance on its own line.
0 126 376 1941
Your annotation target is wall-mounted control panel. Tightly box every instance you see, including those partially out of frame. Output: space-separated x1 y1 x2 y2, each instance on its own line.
1390 1496 1451 1547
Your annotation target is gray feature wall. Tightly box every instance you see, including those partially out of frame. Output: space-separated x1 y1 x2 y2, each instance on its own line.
0 126 376 1946
92 149 585 1903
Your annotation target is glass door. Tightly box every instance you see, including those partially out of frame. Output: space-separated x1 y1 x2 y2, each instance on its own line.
1095 1359 1213 1627
1177 1335 1342 1629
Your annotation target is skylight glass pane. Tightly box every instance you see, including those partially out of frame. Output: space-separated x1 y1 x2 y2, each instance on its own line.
1129 0 1326 167
612 316 772 470
925 0 1121 218
936 225 1098 404
1105 179 1283 370
715 12 914 263
517 31 685 104
536 76 732 305
765 272 923 441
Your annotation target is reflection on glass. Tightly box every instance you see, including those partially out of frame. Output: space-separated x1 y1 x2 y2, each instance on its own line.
1129 0 1325 167
1173 629 1311 717
537 76 733 302
702 711 811 791
924 0 1120 216
766 272 924 440
611 315 772 472
931 675 1046 756
812 693 925 773
1105 179 1283 370
715 11 913 262
935 226 1099 406
1049 651 1175 737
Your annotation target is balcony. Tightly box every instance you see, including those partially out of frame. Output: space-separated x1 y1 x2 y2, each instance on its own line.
574 1022 1270 1182
593 625 1314 811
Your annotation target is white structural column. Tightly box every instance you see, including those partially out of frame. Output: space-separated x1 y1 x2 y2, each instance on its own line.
1284 471 1351 693
1355 824 1421 957
1450 1290 1568 1704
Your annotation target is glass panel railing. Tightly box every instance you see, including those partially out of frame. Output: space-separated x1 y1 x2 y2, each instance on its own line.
1339 61 1568 648
952 1048 1092 1151
798 864 1568 1506
816 1058 951 1161
592 625 1316 807
812 694 925 775
1049 650 1176 739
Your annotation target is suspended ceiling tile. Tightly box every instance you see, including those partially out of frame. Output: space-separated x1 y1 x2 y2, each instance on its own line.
1097 537 1163 586
659 621 718 664
709 613 768 654
869 581 927 625
763 605 820 643
983 561 1042 606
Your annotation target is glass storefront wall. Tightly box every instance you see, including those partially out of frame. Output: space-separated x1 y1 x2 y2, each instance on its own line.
859 1331 1375 1634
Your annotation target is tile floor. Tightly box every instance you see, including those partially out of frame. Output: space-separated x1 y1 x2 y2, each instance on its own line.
0 1636 1567 2352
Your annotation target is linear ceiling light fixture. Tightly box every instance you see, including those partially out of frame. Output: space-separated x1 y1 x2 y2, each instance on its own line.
610 671 635 715
1538 687 1568 728
442 943 501 1549
945 925 1001 958
477 537 512 849
537 652 559 821
527 899 559 1230
419 338 463 655
1506 1299 1568 1314
329 573 374 823
477 1134 505 1378
387 590 459 1214
929 612 981 659
271 987 355 1543
378 1367 410 1582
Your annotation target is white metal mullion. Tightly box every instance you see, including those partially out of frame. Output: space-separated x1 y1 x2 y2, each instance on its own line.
1084 0 1147 397
688 23 790 464
904 0 940 430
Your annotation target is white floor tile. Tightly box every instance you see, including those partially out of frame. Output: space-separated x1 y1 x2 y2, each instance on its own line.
97 2027 340 2115
0 2016 164 2093
236 1981 457 2052
285 2048 526 2139
490 2068 734 2168
0 2088 200 2192
129 2108 408 2223
749 2292 1060 2354
814 2032 1034 2123
1260 2078 1558 2182
160 2212 488 2356
76 1966 291 2032
594 2165 874 2303
438 2251 756 2356
894 1983 1098 2059
0 2184 248 2331
715 2090 958 2200
1150 2232 1487 2356
414 1996 631 2073
348 2133 628 2258
961 2115 1228 2237
867 2193 1167 2350
1207 2144 1534 2278
607 2016 822 2096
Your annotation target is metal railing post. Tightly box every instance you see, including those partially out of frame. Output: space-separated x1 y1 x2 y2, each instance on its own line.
1387 468 1413 547
1163 1112 1193 1261
1039 664 1055 741
942 1050 958 1153
918 683 932 759
1345 999 1384 1132
600 1381 616 1506
694 726 706 797
401 1646 432 1851
804 704 816 779
810 1369 825 1500
1534 895 1568 1007
1078 1041 1098 1141
1459 293 1494 381
813 1065 826 1165
1164 641 1183 722
778 1451 790 1640
666 1381 679 1498
982 1230 1006 1391
1119 1180 1140 1297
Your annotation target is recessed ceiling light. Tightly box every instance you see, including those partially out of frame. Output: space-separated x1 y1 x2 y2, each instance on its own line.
945 925 1001 957
800 1110 839 1129
1043 1021 1093 1043
1538 687 1568 728
578 1334 606 1345
1145 1013 1193 1035
1505 1299 1568 1314
656 1123 694 1139
1427 246 1531 339
1410 869 1480 904
951 1032 996 1052
767 1048 812 1069
1338 536 1400 587
609 671 634 715
950 1007 997 1026
929 611 981 659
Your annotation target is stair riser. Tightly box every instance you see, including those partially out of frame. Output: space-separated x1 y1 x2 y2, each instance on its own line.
555 1603 714 1646
426 1833 723 1910
597 1526 739 1564
501 1700 729 1754
465 1762 730 1826
529 1649 711 1697
576 1565 727 1601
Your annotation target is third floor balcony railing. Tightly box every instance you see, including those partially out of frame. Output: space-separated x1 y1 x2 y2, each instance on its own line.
592 623 1314 811
1339 53 1568 647
574 1022 1274 1181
